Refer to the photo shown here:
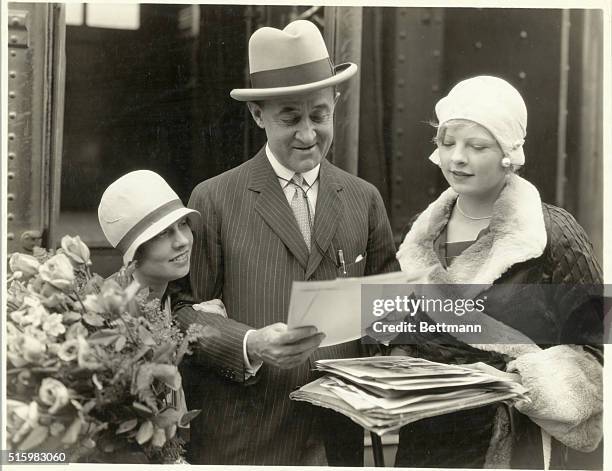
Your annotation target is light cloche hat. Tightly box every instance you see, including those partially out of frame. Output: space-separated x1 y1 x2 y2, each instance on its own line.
98 170 200 265
230 20 357 101
429 75 528 167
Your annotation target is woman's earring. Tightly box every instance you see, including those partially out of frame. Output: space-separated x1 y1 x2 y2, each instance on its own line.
501 157 511 168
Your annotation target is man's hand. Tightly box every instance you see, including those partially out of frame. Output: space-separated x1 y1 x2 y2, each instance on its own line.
246 323 325 369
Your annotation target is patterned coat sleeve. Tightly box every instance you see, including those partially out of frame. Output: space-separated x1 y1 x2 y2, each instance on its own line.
173 180 252 383
543 204 603 348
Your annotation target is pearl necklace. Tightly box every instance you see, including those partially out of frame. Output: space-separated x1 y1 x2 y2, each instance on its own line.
455 197 492 221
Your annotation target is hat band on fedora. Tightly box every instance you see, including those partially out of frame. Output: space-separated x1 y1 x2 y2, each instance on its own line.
116 199 184 254
250 57 333 89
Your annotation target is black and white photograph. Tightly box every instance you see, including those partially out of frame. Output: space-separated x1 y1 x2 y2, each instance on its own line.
2 1 610 469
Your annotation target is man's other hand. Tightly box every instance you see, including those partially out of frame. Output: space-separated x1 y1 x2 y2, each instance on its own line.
246 323 325 369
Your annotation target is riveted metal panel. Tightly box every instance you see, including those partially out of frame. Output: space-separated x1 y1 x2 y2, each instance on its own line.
7 3 65 253
388 8 445 236
441 8 564 205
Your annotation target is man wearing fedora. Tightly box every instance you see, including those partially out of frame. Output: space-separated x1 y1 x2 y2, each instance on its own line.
176 20 398 465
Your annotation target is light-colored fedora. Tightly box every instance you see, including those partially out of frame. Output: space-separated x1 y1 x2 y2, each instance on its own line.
98 170 200 265
230 20 358 101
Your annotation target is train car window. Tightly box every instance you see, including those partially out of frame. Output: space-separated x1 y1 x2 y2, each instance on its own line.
87 4 140 30
65 3 140 30
65 3 84 26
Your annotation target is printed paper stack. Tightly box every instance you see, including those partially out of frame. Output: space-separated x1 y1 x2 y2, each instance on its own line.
290 356 528 436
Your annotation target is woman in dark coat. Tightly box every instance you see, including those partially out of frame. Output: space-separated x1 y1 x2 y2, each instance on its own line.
393 76 603 469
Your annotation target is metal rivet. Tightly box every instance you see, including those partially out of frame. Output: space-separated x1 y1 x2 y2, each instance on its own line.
395 176 403 183
518 71 527 80
10 70 17 78
9 152 16 160
399 31 406 39
396 151 404 158
421 13 431 24
9 133 16 140
428 187 437 196
7 213 15 221
11 17 20 26
11 50 17 57
394 200 402 208
8 233 15 241
9 112 16 119
396 128 404 136
433 49 440 57
397 103 404 111
397 79 405 88
8 172 15 179
8 193 15 201
398 54 405 63
9 91 16 98
10 35 19 44
474 41 483 49
432 84 440 92
520 30 528 39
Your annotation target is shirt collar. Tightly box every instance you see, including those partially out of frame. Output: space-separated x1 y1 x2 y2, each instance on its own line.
265 143 320 188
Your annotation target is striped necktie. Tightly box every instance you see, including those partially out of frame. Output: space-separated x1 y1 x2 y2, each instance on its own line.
290 174 312 250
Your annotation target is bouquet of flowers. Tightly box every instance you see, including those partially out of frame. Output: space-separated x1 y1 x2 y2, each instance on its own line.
6 235 214 463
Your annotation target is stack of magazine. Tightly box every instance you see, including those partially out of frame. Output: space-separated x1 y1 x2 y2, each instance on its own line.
290 356 528 435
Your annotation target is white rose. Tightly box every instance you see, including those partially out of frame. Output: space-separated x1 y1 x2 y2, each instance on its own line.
39 378 70 414
39 254 75 292
9 253 40 279
60 235 91 265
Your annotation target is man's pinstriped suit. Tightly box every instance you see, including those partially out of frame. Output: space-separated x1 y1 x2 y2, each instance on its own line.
175 147 399 465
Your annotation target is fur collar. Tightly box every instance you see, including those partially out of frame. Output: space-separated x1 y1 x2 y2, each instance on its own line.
397 174 547 288
396 174 548 358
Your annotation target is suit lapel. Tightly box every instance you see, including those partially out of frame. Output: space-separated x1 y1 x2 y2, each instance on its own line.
249 148 310 270
306 159 342 279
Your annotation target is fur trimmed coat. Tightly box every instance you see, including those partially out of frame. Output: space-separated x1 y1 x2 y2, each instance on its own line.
394 174 603 469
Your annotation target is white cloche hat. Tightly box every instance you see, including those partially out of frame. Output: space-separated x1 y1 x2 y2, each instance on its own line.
98 170 200 265
429 75 528 167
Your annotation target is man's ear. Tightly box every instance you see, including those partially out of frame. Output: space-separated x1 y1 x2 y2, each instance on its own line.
247 102 265 129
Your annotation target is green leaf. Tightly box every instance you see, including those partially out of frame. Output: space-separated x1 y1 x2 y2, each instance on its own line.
62 311 82 323
180 409 201 427
114 335 127 352
132 401 154 416
135 420 154 445
152 408 181 428
116 418 138 434
83 311 105 326
151 364 181 390
151 342 176 363
61 418 82 444
137 325 156 346
18 425 49 450
88 329 120 345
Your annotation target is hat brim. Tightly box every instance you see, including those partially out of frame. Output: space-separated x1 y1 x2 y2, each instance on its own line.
230 63 358 101
122 207 201 265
